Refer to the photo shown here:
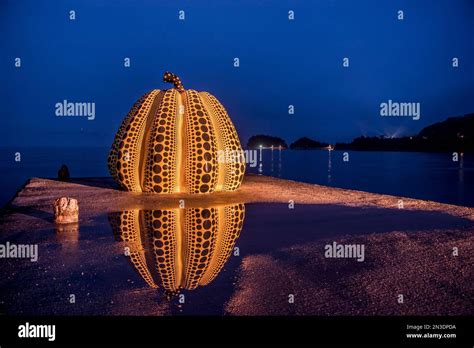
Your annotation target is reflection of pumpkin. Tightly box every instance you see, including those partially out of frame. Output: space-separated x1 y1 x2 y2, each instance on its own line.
108 72 245 194
109 204 245 291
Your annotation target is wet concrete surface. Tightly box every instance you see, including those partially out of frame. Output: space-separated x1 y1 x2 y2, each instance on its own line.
0 176 473 315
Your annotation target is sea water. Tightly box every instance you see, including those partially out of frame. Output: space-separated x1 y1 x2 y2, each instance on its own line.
0 147 472 208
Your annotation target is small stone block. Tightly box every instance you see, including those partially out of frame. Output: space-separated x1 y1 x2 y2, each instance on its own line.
53 197 79 224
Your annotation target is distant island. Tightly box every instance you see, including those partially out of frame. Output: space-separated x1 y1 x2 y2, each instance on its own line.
247 135 288 149
289 137 328 150
246 113 474 152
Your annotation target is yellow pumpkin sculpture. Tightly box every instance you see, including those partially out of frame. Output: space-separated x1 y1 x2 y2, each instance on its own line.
108 72 246 193
108 204 245 291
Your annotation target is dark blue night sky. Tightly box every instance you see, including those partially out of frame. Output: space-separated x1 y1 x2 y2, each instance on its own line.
1 0 473 147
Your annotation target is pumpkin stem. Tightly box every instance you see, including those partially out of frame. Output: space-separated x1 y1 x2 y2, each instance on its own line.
163 72 185 92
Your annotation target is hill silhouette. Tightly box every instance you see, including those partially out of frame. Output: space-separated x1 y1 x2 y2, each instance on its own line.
336 113 474 152
290 137 329 149
246 113 474 152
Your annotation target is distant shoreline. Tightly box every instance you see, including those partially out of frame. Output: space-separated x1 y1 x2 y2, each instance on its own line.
247 113 474 153
245 146 471 154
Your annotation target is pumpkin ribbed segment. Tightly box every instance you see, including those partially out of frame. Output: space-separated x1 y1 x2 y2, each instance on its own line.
108 79 245 193
184 89 219 194
200 92 246 191
142 89 179 193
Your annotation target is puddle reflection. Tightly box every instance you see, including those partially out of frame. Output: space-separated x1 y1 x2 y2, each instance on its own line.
108 204 245 293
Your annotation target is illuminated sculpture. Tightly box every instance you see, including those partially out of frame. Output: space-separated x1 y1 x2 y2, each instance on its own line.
109 204 245 291
108 72 245 193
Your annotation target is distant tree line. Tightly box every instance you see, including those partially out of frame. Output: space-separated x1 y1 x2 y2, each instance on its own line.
246 113 474 152
336 113 474 152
